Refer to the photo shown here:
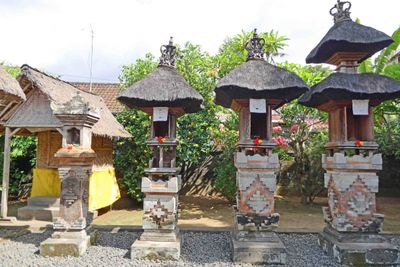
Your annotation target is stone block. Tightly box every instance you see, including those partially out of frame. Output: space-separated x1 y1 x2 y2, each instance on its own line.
131 238 181 260
40 230 90 257
140 229 178 242
143 194 178 230
235 152 280 169
232 233 286 264
236 213 279 231
28 196 60 207
323 153 383 171
319 227 400 266
141 176 181 193
17 206 59 221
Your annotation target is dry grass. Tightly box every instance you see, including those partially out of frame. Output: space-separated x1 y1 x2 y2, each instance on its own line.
9 196 400 233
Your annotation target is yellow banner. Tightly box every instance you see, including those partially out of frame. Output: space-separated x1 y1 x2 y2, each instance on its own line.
30 167 121 211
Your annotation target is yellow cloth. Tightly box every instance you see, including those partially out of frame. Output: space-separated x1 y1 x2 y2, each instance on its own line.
31 168 61 197
30 167 121 211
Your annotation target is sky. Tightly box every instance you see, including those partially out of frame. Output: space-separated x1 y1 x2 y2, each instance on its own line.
0 0 398 83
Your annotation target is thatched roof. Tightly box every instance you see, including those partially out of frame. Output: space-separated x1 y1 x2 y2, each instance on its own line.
0 67 26 102
6 65 131 138
117 66 203 113
306 20 393 64
214 59 309 108
298 72 400 107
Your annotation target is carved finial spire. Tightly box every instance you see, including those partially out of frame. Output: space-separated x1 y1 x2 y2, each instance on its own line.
159 36 176 67
245 29 266 61
330 0 352 24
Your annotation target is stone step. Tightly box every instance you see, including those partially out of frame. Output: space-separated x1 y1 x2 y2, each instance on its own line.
27 196 60 208
17 206 59 221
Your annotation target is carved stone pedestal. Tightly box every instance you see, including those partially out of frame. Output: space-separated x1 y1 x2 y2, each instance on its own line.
131 173 181 260
40 152 95 257
232 151 286 264
320 152 400 266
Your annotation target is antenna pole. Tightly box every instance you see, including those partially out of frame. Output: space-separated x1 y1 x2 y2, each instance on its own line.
89 25 94 92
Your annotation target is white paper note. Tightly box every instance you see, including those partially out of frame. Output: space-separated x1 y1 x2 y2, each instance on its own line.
249 99 266 113
352 100 369 115
153 107 169 121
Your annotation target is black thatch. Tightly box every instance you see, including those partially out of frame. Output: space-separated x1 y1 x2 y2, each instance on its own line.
306 20 393 64
117 66 203 113
214 59 309 108
299 72 400 107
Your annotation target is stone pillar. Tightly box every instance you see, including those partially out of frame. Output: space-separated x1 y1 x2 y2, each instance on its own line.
319 152 400 265
231 149 286 264
40 149 95 257
39 91 99 257
131 143 181 260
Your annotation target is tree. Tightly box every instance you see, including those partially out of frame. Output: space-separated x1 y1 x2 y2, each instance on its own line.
0 63 36 199
358 28 400 159
274 63 331 203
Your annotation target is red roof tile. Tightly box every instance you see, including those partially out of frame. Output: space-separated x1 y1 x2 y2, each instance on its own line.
72 82 124 113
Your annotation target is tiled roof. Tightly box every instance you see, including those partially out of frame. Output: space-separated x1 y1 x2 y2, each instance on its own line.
72 82 124 113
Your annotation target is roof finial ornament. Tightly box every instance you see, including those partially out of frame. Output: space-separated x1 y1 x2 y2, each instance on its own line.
330 0 352 24
245 29 266 61
159 36 176 68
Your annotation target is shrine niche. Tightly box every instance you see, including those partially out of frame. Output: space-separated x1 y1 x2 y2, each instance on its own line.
299 1 400 265
214 29 308 264
117 37 203 260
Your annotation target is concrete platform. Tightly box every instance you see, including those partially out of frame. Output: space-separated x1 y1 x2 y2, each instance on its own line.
40 230 90 257
231 232 286 264
319 227 400 266
17 196 59 221
130 237 181 260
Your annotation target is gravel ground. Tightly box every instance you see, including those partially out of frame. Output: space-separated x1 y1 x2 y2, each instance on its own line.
0 229 398 267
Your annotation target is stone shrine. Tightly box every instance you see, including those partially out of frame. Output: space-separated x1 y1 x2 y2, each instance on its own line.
299 1 400 265
214 29 308 264
117 37 203 260
40 92 100 256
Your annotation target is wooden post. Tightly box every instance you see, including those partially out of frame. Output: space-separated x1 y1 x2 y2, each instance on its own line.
1 127 14 220
159 147 164 168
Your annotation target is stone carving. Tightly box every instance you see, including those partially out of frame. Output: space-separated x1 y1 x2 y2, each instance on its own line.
239 174 275 216
330 0 352 24
245 29 266 61
53 166 92 230
159 37 176 67
324 170 383 233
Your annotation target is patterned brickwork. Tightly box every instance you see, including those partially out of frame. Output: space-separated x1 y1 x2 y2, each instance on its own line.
239 174 274 216
323 154 384 233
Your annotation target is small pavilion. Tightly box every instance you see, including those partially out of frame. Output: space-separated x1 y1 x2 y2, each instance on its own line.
299 1 400 265
0 65 131 222
214 29 308 264
118 37 203 260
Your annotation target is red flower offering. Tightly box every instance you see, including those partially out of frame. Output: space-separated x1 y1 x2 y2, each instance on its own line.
355 140 364 147
67 144 73 152
157 136 165 143
253 137 262 145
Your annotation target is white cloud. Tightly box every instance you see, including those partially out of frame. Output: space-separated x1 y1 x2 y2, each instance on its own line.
0 0 398 82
